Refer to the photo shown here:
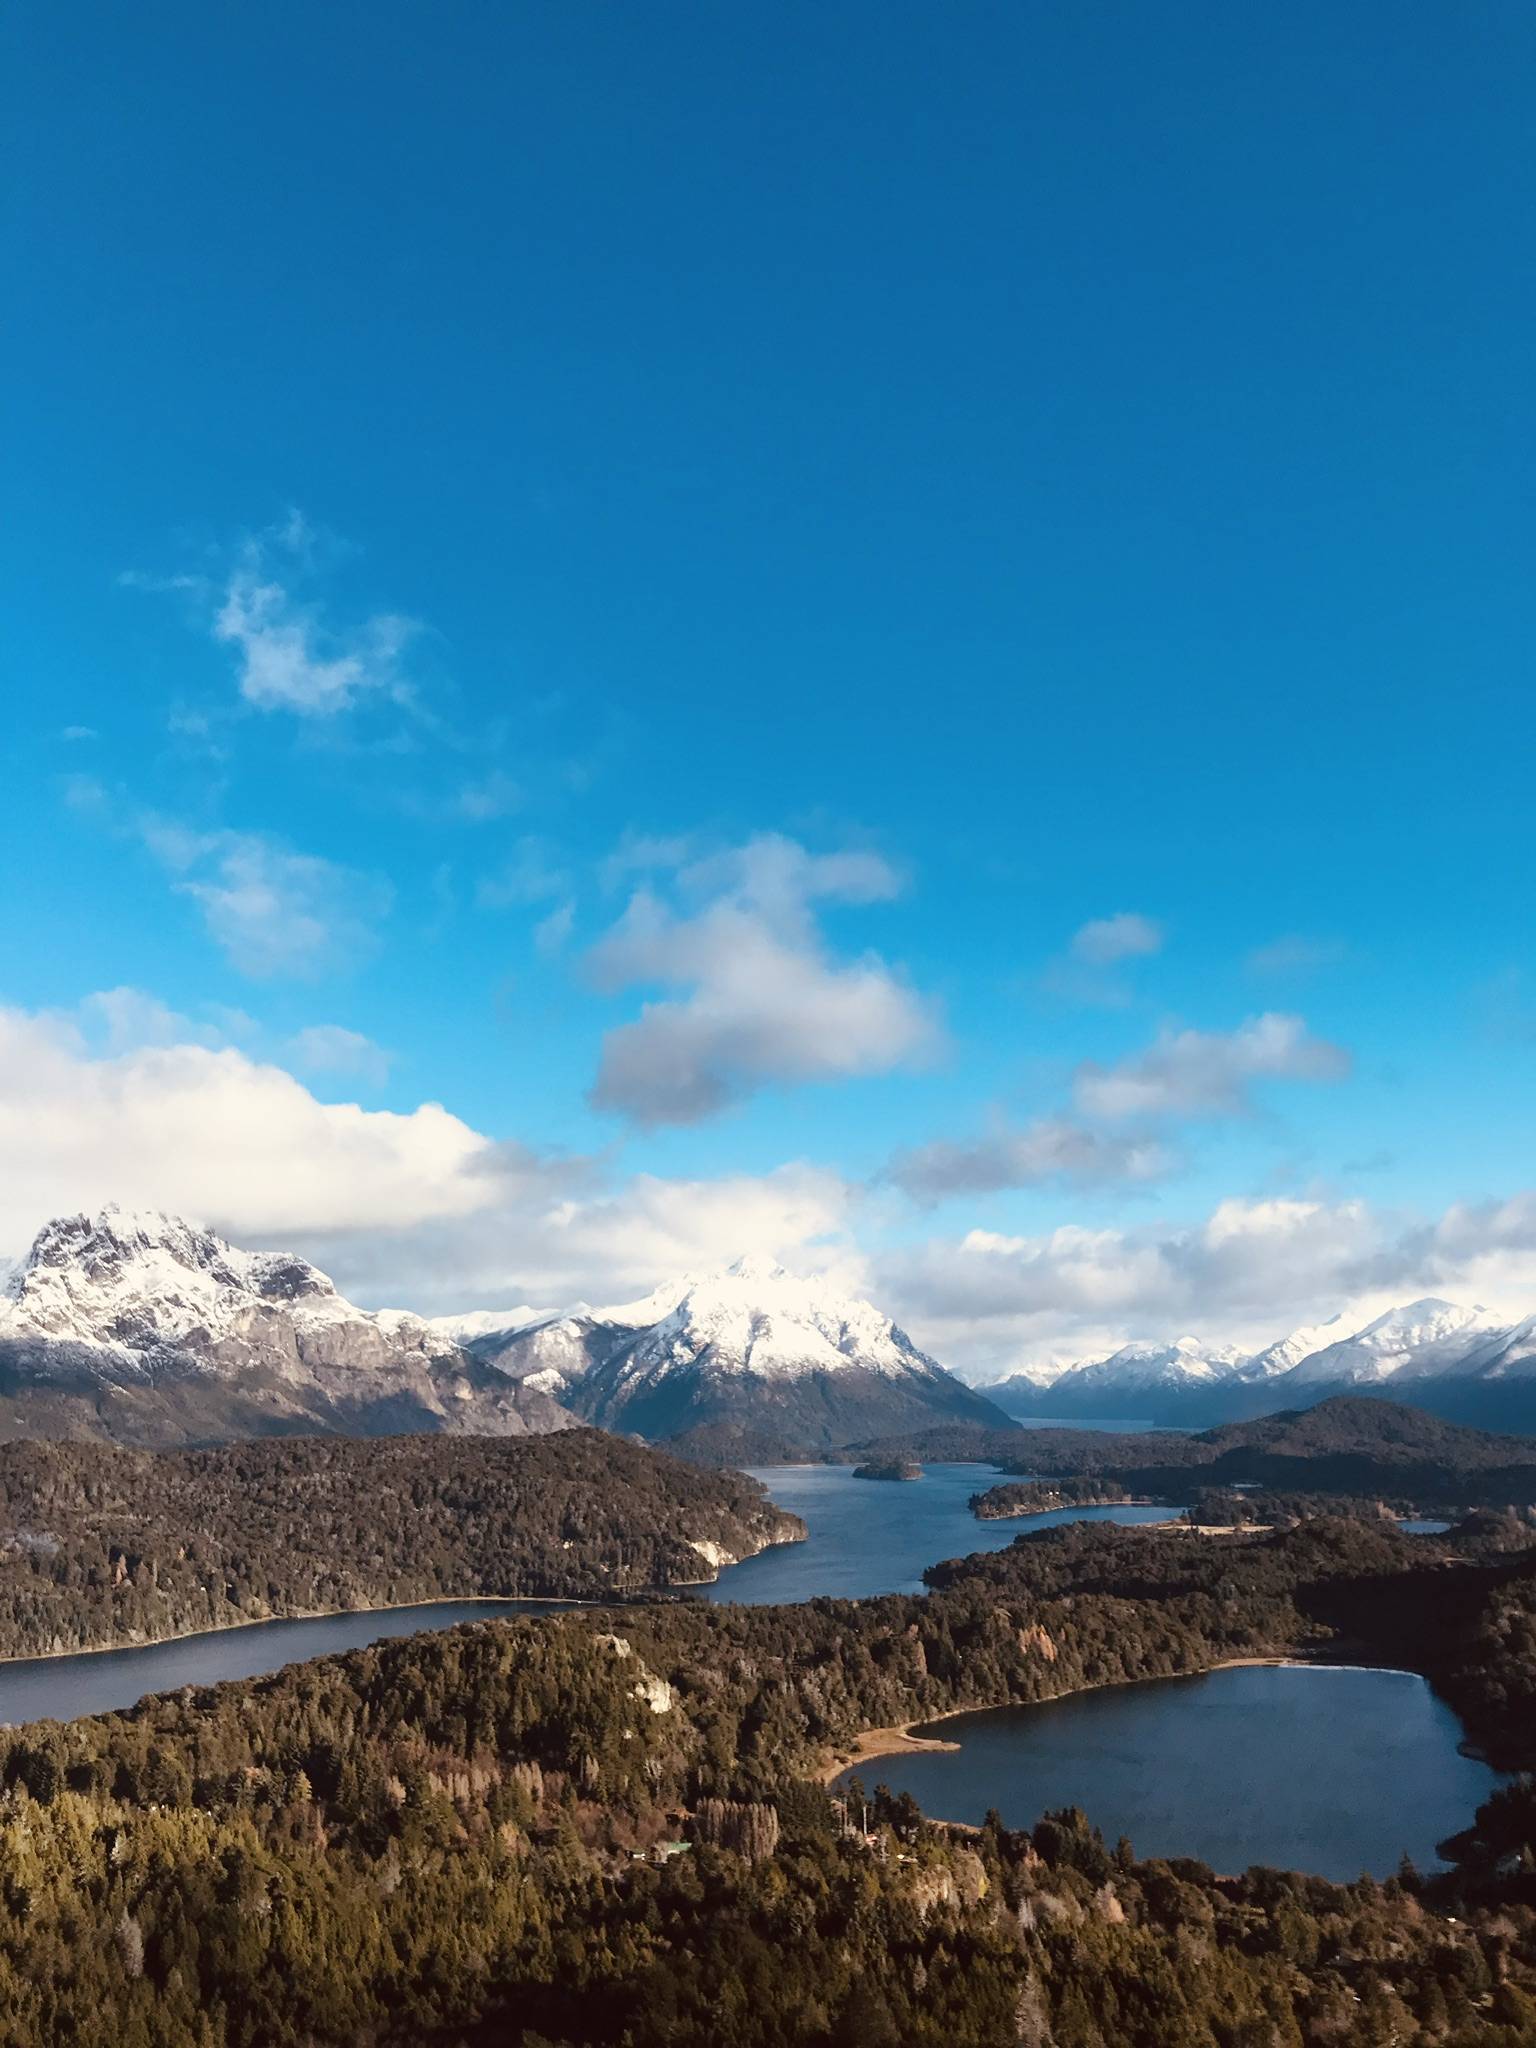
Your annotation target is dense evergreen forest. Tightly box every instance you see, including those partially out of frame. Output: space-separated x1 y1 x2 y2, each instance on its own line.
0 1432 803 1657
0 1512 1533 2041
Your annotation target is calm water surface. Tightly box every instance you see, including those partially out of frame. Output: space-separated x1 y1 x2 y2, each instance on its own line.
837 1664 1505 1881
0 1464 1173 1723
0 1600 569 1727
699 1463 1179 1605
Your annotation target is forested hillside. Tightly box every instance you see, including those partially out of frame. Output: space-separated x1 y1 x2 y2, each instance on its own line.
0 1432 803 1657
0 1514 1534 2042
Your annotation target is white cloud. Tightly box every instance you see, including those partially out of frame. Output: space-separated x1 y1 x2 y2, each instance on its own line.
1070 912 1164 966
284 1024 391 1087
1073 1013 1349 1121
74 988 223 1055
212 519 414 717
585 834 937 1125
879 1192 1536 1380
124 513 415 720
0 1005 503 1246
0 1000 853 1316
142 821 391 979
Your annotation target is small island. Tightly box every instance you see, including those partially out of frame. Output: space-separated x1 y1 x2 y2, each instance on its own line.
970 1476 1152 1519
853 1458 923 1482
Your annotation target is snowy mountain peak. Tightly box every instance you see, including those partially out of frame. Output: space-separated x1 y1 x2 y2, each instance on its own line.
0 1208 571 1445
452 1257 1011 1446
1284 1297 1508 1387
2 1206 346 1353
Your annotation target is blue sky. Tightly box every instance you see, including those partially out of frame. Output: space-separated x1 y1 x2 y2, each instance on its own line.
3 2 1533 1373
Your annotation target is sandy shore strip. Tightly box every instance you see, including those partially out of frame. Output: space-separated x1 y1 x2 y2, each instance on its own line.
815 1655 1373 1784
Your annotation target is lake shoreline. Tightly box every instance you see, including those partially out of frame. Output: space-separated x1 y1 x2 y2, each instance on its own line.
0 1588 634 1674
0 1517 812 1673
817 1651 1426 1784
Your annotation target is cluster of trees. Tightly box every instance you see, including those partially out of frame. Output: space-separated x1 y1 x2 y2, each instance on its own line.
0 1521 1534 2042
971 1477 1145 1519
0 1432 803 1657
852 1459 922 1482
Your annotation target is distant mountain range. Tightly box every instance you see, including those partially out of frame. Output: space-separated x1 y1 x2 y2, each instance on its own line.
0 1208 569 1445
434 1255 1012 1449
7 1210 1536 1450
982 1297 1536 1430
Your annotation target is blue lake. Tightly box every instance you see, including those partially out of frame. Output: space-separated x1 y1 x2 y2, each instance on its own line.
699 1462 1179 1604
836 1662 1505 1881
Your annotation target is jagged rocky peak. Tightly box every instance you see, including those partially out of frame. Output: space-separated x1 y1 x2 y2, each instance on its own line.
2 1203 347 1351
0 1205 574 1446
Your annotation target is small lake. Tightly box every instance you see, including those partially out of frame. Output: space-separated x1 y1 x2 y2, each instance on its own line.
699 1463 1180 1605
0 1600 570 1727
837 1663 1505 1881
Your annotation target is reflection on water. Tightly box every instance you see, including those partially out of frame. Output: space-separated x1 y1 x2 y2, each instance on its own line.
836 1663 1506 1880
699 1463 1179 1606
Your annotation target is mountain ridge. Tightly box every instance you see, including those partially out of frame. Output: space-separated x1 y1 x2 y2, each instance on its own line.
983 1295 1536 1430
0 1207 570 1446
455 1256 1013 1449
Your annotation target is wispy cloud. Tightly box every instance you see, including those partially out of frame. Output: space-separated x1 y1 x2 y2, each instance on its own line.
1073 1012 1350 1121
125 511 417 719
586 833 938 1126
476 837 572 911
1071 912 1164 966
1246 934 1346 979
284 1023 392 1087
888 1117 1174 1202
1043 910 1165 1006
452 771 522 822
142 818 391 979
886 1012 1348 1204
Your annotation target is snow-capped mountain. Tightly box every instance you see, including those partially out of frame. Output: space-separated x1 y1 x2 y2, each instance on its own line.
1234 1315 1351 1383
0 1207 572 1446
1277 1298 1508 1387
986 1337 1249 1422
455 1256 1013 1448
983 1297 1536 1430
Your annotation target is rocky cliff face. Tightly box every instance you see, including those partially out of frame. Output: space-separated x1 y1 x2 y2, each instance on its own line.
0 1208 572 1446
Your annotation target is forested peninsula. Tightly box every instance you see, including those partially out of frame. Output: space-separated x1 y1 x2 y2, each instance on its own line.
0 1432 803 1658
0 1512 1535 2041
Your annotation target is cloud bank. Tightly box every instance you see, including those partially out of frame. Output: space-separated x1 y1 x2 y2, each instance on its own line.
586 834 939 1125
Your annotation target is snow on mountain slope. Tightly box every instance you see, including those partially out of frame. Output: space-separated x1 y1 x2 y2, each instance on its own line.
0 1207 572 1444
1058 1336 1248 1394
1466 1312 1536 1382
1278 1298 1510 1387
468 1256 1012 1447
1235 1315 1351 1382
985 1336 1246 1418
603 1255 944 1384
